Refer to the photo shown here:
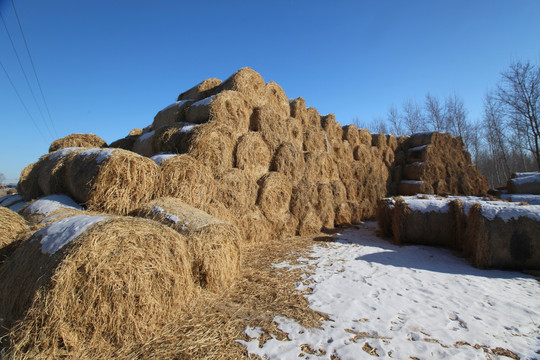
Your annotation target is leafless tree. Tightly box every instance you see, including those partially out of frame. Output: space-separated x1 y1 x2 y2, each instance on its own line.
424 93 446 132
402 98 426 134
496 60 540 169
387 104 404 135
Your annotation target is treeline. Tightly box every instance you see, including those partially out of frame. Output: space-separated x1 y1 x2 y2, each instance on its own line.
358 59 540 188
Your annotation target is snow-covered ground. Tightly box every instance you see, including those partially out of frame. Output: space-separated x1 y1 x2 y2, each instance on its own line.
240 222 540 359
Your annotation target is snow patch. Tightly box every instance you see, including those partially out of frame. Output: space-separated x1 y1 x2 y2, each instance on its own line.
78 148 102 158
501 194 540 205
8 201 27 212
23 195 82 216
139 130 155 142
49 147 82 161
408 145 427 152
191 95 215 107
401 180 423 185
96 149 115 164
511 173 540 185
151 206 181 224
161 99 192 111
150 153 176 165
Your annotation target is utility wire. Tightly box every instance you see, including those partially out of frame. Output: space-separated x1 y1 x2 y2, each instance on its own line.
0 59 47 140
10 0 57 137
0 10 54 139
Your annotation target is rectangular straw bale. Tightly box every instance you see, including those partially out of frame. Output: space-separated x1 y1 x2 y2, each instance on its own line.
376 198 395 237
177 77 222 101
152 100 194 130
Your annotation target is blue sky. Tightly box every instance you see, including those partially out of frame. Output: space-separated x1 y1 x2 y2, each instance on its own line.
1 0 539 183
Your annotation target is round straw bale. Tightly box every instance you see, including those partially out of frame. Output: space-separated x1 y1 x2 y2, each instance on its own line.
235 132 271 179
17 159 45 201
353 144 373 162
297 207 323 236
0 207 28 265
218 67 267 107
38 147 84 196
348 200 363 223
215 168 258 213
386 134 398 151
0 216 195 358
287 116 304 151
270 142 305 186
358 128 372 146
303 126 326 153
251 105 290 153
383 147 395 167
108 134 139 151
152 100 194 129
49 134 106 153
234 206 274 244
187 123 235 174
158 154 216 209
335 202 352 226
151 123 192 154
371 133 387 150
132 130 156 157
336 160 353 182
65 148 158 215
331 139 354 163
265 81 290 119
344 179 362 201
331 180 348 206
132 198 241 290
204 199 236 224
342 124 360 147
256 172 292 223
266 211 299 239
289 97 308 125
316 183 335 230
306 107 321 128
19 194 83 226
321 114 340 141
177 77 222 101
290 180 318 221
129 128 142 136
303 151 338 183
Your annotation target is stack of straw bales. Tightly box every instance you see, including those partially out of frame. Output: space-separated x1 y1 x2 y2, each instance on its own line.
377 195 540 270
0 207 28 265
506 172 540 195
390 132 488 197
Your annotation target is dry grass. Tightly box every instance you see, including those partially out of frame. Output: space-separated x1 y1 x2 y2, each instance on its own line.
49 134 106 153
0 207 28 266
256 172 292 223
37 147 85 196
188 123 236 175
270 142 305 186
214 168 258 213
177 78 222 102
251 105 290 153
234 132 271 180
17 159 45 201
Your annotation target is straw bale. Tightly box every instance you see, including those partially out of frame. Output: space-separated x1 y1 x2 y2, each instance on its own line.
129 128 142 136
251 105 290 153
306 107 321 128
267 211 299 239
335 202 352 226
186 90 252 134
177 77 222 101
408 132 440 148
158 154 216 209
214 168 258 213
316 183 335 229
297 207 323 236
38 147 84 196
287 116 304 151
332 139 354 163
383 147 395 167
65 148 158 215
0 207 28 265
187 123 235 174
386 134 398 151
265 81 290 119
304 151 338 183
49 134 106 153
507 173 540 194
17 159 45 201
376 198 395 237
234 206 274 244
336 160 353 182
348 200 363 223
398 180 434 196
371 133 387 150
344 179 362 201
133 130 156 157
391 197 457 247
331 180 348 206
321 114 340 141
303 125 327 152
290 180 318 221
463 203 540 269
152 100 194 129
204 199 236 224
270 142 305 185
289 97 308 125
0 216 195 358
132 198 241 290
19 194 84 226
353 144 373 162
151 123 194 155
342 124 360 147
108 134 139 151
218 67 267 107
256 172 292 223
235 132 271 179
358 128 372 145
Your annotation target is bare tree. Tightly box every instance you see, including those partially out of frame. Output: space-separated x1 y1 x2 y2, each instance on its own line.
496 60 540 169
483 92 511 183
372 116 389 134
387 104 403 135
424 93 446 132
402 98 426 134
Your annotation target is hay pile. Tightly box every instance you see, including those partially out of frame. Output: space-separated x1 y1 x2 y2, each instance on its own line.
0 215 195 358
0 207 28 265
390 132 488 197
48 133 106 153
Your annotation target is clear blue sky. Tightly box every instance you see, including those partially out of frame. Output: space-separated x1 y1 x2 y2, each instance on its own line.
1 0 539 183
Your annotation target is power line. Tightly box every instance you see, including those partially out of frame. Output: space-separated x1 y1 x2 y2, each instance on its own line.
0 59 47 140
0 10 54 139
10 0 57 137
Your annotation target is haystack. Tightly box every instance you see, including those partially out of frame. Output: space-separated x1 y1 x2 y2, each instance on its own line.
157 154 216 210
218 67 267 107
187 123 235 174
65 148 158 215
17 160 45 201
37 147 84 195
270 142 305 186
463 202 540 269
49 133 106 153
235 132 271 179
265 81 290 119
251 105 290 153
152 100 194 129
214 168 258 213
391 196 458 247
316 182 335 229
177 78 222 101
19 194 83 226
0 216 195 359
132 198 241 290
256 172 292 224
0 207 28 265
